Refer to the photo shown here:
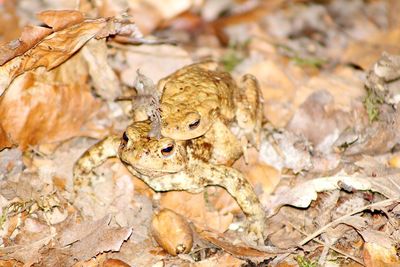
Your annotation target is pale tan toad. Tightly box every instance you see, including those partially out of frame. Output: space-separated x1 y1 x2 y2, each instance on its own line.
73 120 266 244
158 62 264 151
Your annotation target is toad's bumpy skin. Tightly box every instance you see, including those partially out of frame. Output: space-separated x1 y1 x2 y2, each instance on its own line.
158 62 264 150
73 135 120 190
73 121 267 244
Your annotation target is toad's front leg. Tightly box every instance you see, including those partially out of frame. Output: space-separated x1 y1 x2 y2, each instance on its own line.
73 135 121 191
234 74 264 150
194 162 267 245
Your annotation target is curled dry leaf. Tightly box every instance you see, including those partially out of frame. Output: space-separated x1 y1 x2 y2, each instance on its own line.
0 25 52 66
36 10 85 31
0 19 107 94
0 54 100 150
133 70 162 138
0 9 85 67
194 225 283 261
0 15 144 150
267 174 400 216
0 16 143 96
81 38 121 100
151 208 193 256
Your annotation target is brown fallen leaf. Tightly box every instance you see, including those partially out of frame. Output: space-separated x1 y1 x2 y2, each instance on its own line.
0 9 87 66
0 25 52 66
38 215 132 266
363 242 400 267
0 15 147 150
342 29 400 70
0 0 21 43
81 38 121 100
0 124 14 149
0 54 101 150
194 225 284 261
0 19 107 93
0 16 143 96
0 233 55 266
287 90 350 153
160 191 233 234
193 253 246 267
234 147 281 195
37 10 85 31
359 230 395 249
267 174 400 217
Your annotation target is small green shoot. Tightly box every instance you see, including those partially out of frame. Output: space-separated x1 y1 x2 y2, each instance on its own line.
220 40 250 72
363 88 384 122
275 43 326 69
296 256 318 267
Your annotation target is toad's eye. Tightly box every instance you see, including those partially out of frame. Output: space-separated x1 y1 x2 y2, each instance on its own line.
122 132 129 142
161 143 175 157
188 119 200 130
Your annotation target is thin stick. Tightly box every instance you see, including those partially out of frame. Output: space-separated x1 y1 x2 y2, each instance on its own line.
288 221 365 266
299 198 399 246
272 198 399 265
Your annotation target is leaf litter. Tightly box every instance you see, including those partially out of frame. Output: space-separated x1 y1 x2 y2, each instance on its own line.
1 0 400 266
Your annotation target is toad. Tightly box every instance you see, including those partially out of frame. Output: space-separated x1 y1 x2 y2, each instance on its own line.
158 62 264 154
73 120 266 244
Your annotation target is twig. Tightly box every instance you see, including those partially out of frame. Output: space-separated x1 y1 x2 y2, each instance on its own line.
287 221 365 266
272 198 399 265
299 198 399 246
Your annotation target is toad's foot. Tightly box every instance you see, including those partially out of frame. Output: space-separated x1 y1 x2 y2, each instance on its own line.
194 162 267 244
73 135 121 192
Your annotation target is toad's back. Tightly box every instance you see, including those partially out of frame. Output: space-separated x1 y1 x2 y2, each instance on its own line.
159 64 239 140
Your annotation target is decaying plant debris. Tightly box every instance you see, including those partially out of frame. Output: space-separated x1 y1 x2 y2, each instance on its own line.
1 0 400 266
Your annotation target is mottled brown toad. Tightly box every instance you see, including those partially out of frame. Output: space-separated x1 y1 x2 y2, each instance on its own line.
158 62 264 153
73 120 266 244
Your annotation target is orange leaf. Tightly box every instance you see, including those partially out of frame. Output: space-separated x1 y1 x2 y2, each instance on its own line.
0 54 100 150
0 25 52 66
36 10 85 31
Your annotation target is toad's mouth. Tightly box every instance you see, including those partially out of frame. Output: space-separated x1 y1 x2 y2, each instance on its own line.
123 163 181 178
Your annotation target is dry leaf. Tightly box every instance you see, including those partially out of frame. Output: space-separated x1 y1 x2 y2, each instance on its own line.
287 90 349 153
245 59 297 128
267 174 400 216
0 25 52 66
0 54 100 150
160 191 233 233
0 19 107 94
194 225 282 261
233 148 281 195
359 230 395 249
0 124 14 149
58 215 132 263
0 16 145 149
119 44 191 87
363 242 400 267
342 29 400 70
0 0 21 43
193 253 246 267
81 38 121 100
0 16 142 96
36 10 85 31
